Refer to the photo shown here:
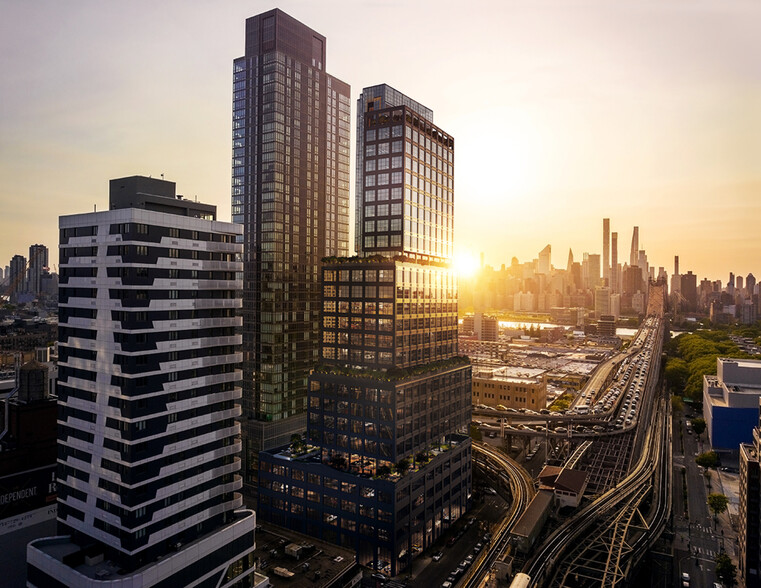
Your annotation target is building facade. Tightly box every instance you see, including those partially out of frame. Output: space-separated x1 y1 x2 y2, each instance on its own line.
739 404 761 587
232 9 351 499
354 84 432 256
259 92 471 576
27 177 259 587
28 244 49 298
471 365 546 410
8 254 26 301
704 358 761 452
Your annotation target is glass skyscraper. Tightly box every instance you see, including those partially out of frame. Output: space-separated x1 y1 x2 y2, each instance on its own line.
354 85 433 256
259 89 471 576
232 9 351 498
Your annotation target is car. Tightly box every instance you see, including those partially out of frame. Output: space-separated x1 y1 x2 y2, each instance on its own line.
446 536 458 547
681 572 690 586
371 572 388 581
432 551 443 562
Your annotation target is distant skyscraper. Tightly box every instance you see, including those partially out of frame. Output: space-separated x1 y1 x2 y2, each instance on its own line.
595 285 611 316
28 244 49 296
355 84 432 255
566 248 574 272
610 231 618 293
538 244 551 275
602 218 610 286
28 176 258 587
671 255 681 295
638 249 648 284
8 254 26 300
629 226 639 267
584 253 601 289
747 273 756 297
232 9 351 498
681 271 698 312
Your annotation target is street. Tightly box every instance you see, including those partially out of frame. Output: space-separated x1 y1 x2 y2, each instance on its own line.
672 409 722 588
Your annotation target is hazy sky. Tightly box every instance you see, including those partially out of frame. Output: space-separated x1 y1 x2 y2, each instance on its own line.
1 0 759 281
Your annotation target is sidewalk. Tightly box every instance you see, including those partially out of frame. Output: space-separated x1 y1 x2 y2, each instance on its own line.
708 467 744 588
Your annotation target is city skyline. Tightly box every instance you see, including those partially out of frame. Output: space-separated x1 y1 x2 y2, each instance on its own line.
1 0 759 280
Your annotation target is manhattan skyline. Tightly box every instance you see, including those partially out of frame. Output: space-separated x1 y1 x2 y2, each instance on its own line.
1 0 759 279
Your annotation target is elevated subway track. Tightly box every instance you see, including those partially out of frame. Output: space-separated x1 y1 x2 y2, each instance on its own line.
468 444 534 588
517 288 669 587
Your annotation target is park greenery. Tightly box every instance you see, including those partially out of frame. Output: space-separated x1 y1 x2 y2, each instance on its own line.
663 324 761 402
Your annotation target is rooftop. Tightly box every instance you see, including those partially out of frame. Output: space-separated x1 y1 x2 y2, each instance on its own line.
254 524 359 588
510 490 554 539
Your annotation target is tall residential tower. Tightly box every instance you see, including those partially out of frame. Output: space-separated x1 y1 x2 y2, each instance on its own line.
27 177 259 587
602 218 610 287
232 9 351 498
259 89 471 576
354 84 433 256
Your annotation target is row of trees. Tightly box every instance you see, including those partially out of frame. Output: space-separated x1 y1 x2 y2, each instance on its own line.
664 329 754 402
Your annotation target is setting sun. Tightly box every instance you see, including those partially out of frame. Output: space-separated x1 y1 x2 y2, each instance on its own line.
453 251 479 278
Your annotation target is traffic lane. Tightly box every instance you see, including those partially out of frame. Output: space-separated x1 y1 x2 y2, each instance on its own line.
409 493 507 587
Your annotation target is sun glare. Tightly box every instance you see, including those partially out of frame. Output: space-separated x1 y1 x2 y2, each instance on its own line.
453 252 478 278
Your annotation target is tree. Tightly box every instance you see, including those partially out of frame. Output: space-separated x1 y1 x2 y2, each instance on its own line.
671 396 684 413
707 493 729 529
695 451 719 468
394 458 410 475
715 552 738 587
469 423 482 442
376 465 391 477
691 417 706 437
664 357 690 392
290 433 305 454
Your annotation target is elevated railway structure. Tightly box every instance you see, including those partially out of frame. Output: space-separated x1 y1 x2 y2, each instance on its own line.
468 443 534 588
508 282 669 587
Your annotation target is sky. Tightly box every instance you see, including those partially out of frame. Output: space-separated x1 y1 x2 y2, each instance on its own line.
1 0 759 282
